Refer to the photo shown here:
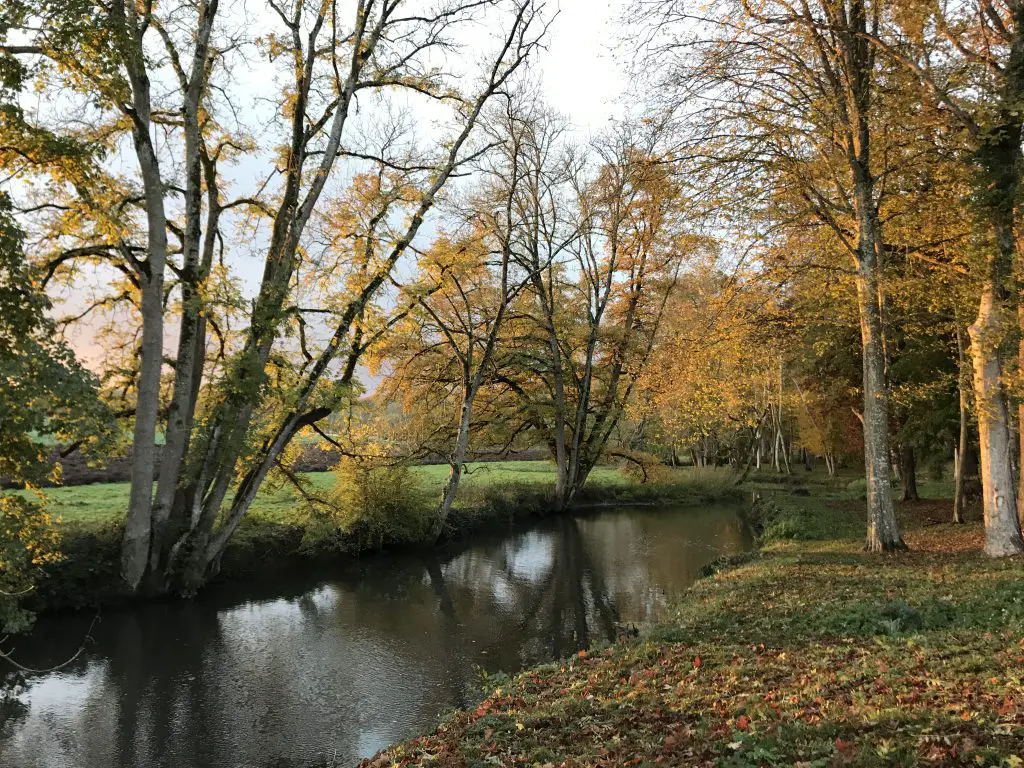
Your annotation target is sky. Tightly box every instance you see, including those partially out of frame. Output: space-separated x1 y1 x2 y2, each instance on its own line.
537 0 626 133
54 0 628 367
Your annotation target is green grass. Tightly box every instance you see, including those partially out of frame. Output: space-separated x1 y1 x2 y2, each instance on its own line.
26 461 742 613
34 461 642 527
361 480 1024 768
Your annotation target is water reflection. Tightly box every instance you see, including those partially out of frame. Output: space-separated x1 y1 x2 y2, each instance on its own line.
0 505 750 768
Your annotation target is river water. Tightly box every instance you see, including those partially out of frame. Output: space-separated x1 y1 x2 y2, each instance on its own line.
0 504 751 768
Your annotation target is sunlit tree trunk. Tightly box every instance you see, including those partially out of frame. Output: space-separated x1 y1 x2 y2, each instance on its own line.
968 286 1022 554
1018 303 1024 526
119 0 170 589
966 106 1024 555
953 324 969 524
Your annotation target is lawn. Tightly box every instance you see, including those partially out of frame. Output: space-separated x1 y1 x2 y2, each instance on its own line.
38 461 634 526
361 477 1024 768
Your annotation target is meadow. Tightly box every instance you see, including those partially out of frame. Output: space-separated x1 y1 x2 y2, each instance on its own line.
40 461 635 526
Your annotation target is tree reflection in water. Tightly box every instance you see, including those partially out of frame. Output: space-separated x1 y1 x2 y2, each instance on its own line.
1 505 751 768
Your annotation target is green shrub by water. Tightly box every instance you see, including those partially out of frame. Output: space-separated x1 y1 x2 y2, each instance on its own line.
313 459 434 550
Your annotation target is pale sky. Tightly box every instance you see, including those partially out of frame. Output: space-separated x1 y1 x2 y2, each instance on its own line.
537 0 625 133
54 0 629 368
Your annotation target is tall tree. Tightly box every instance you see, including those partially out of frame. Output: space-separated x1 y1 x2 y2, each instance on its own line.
639 0 909 550
381 93 551 538
864 0 1024 555
0 192 111 632
3 0 549 593
495 122 691 508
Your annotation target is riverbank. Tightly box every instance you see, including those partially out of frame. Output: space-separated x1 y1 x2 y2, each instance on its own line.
31 462 744 613
360 481 1024 767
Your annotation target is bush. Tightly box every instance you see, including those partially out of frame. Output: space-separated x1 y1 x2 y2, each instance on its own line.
746 495 847 543
1 493 63 631
316 458 432 550
613 450 672 484
845 478 867 496
760 514 807 542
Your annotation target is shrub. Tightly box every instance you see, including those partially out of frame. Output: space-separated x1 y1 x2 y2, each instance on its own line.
1 493 62 632
878 599 923 635
318 457 432 550
845 478 867 496
760 514 807 542
612 450 671 484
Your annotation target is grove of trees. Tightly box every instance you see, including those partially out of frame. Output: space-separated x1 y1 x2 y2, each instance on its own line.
2 0 1024 609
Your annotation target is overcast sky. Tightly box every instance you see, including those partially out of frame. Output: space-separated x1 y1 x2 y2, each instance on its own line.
537 0 625 132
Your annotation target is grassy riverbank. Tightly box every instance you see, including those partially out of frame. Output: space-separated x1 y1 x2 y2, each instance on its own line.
38 461 630 525
361 478 1024 767
33 462 743 612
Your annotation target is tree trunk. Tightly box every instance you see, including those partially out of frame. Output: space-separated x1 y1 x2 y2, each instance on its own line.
972 31 1024 551
968 286 1024 556
147 2 219 590
855 260 905 552
1019 337 1024 528
967 109 1024 555
771 407 780 472
120 21 170 589
900 445 919 502
953 324 969 524
433 387 476 541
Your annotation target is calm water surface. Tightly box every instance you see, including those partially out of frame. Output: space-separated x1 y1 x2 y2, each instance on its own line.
0 504 751 768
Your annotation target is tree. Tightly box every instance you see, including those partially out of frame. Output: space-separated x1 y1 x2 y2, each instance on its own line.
491 121 691 508
380 94 545 538
0 192 110 633
632 260 780 472
866 0 1024 555
638 0 914 550
3 0 549 593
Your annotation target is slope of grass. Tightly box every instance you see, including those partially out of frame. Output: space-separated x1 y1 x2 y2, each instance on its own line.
361 484 1024 768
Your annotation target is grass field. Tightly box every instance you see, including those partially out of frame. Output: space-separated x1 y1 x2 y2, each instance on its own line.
37 461 635 526
361 475 1024 768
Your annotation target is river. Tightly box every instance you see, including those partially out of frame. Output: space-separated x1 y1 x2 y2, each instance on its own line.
0 504 751 768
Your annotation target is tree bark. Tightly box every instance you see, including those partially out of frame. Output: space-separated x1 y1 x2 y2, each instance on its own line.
900 445 919 502
433 393 474 541
147 0 220 591
968 286 1024 556
953 323 969 524
966 96 1024 555
857 263 903 552
1019 301 1024 524
118 0 170 589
